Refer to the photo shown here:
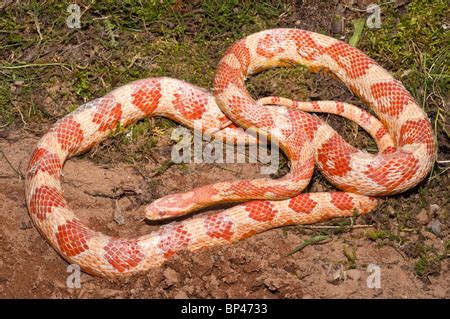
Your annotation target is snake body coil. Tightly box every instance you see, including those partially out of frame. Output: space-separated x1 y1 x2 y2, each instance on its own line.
25 29 435 277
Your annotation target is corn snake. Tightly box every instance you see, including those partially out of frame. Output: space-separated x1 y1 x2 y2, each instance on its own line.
25 29 436 277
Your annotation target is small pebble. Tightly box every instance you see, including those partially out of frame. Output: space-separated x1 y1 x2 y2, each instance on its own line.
346 269 361 281
113 209 125 225
416 209 429 225
429 204 440 215
174 290 188 299
327 270 342 285
387 205 396 217
428 219 442 236
163 267 179 287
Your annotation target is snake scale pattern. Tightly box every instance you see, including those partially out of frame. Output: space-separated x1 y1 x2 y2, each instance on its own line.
25 29 436 277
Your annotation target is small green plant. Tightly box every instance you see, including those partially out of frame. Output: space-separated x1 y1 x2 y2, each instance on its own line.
366 229 399 242
0 84 13 127
415 253 441 277
343 245 358 269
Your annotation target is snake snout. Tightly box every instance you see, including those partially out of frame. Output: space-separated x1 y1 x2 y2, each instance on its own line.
144 204 173 220
144 195 187 220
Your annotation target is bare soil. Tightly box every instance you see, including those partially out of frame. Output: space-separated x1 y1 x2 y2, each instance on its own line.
0 128 448 299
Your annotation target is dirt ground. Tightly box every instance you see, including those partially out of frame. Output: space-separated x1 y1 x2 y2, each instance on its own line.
0 0 448 298
1 126 448 299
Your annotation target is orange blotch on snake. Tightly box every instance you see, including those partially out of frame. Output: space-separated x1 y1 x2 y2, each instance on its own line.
92 95 123 132
205 214 234 241
330 193 354 211
213 61 244 95
244 201 278 222
382 146 397 154
56 220 92 257
223 39 251 74
370 81 415 118
104 239 144 273
172 85 208 120
29 185 66 220
323 41 373 79
366 151 420 193
399 118 435 156
286 109 321 141
27 148 61 179
131 79 162 115
375 126 388 140
336 102 345 114
28 148 48 171
54 116 84 153
317 133 357 177
288 194 317 214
